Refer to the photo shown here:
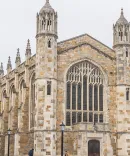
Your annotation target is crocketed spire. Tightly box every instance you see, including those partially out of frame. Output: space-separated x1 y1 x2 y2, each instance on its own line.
0 63 4 76
25 39 31 59
116 8 128 25
39 0 55 14
15 48 21 67
7 56 12 73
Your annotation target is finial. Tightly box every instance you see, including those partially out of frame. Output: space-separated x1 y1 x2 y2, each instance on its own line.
15 48 21 66
26 39 31 50
46 0 49 3
121 8 124 15
25 39 31 59
7 56 12 72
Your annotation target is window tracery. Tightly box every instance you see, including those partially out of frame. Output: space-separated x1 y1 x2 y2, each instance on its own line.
66 60 104 126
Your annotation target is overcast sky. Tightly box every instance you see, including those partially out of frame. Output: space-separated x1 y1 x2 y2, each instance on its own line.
0 0 130 72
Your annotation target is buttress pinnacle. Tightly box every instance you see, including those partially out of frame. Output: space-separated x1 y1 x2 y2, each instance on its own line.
25 39 31 59
7 56 12 71
15 48 21 67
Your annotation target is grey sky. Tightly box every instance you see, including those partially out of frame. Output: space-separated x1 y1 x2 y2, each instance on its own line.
0 0 130 72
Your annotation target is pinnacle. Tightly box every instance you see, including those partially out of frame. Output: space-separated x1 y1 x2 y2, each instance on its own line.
15 49 21 64
26 39 31 50
7 56 12 69
17 48 20 56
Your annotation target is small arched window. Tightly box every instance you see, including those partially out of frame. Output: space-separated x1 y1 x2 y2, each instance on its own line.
48 40 51 48
126 48 128 57
47 81 51 95
126 88 129 101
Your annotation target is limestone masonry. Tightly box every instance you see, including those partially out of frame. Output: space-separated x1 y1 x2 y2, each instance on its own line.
0 0 130 156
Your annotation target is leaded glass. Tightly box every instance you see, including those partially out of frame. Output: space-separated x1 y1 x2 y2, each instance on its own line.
94 85 98 111
67 83 71 109
83 76 87 110
72 83 76 110
99 85 103 111
66 60 104 125
72 112 76 124
66 112 71 126
78 83 82 110
89 84 93 111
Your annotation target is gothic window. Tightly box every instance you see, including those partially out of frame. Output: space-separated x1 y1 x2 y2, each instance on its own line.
126 88 129 101
119 28 123 41
47 81 51 95
66 60 104 126
126 48 128 57
48 39 51 48
30 74 35 128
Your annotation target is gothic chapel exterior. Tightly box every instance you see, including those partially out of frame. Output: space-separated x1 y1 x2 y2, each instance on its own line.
0 0 130 156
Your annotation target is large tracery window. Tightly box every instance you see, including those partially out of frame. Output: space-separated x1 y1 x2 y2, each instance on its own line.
66 61 104 126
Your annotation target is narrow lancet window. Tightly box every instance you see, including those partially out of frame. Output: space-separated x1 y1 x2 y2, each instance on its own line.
48 40 51 48
126 88 129 101
126 48 128 57
47 81 51 95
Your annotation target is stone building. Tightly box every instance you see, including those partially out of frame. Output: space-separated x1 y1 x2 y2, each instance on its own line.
0 0 130 156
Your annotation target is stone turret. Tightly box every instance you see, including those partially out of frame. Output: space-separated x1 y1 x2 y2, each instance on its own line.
114 9 130 155
7 56 12 74
15 48 21 67
35 0 58 155
25 39 31 60
113 9 130 47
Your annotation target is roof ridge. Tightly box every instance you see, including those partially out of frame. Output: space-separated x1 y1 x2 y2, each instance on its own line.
58 33 115 52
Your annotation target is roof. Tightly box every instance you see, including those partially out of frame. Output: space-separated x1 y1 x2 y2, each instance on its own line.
39 0 55 14
58 33 115 60
116 9 128 25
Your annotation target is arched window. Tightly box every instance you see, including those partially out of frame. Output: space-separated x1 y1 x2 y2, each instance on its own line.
66 61 104 126
30 74 35 128
47 81 51 95
48 40 51 48
126 48 128 57
126 88 129 101
119 27 123 41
